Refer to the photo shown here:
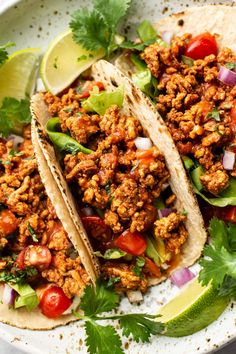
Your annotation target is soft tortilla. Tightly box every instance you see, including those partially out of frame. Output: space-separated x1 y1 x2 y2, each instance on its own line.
156 5 236 53
31 61 206 281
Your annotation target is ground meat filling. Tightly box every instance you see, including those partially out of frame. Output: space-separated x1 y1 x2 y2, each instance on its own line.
141 35 236 196
44 88 189 292
0 129 90 299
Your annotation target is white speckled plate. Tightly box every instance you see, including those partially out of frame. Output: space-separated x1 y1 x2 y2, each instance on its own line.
0 0 236 353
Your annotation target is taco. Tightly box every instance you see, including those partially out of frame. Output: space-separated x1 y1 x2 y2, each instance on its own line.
115 5 236 223
0 126 99 329
31 60 207 298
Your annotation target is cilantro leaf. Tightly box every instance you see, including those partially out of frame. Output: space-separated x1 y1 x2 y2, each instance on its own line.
208 217 229 250
119 313 164 342
207 107 220 122
69 0 131 56
0 97 31 137
70 9 109 53
85 321 124 354
199 245 236 287
27 222 38 243
0 42 15 66
80 278 120 316
227 223 236 251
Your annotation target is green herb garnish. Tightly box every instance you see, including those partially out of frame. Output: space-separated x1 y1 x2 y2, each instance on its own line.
73 278 164 354
132 256 145 277
27 222 38 243
0 41 15 66
69 0 131 57
225 62 236 70
207 107 221 122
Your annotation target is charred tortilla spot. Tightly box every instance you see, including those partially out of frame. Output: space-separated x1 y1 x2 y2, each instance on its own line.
111 78 118 87
178 19 184 26
131 86 141 102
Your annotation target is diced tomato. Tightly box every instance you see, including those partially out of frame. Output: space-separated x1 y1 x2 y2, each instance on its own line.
114 230 147 256
185 33 218 60
229 101 236 133
136 148 155 166
39 285 72 318
0 209 19 236
143 257 161 278
77 81 105 99
81 216 111 240
17 245 52 270
221 206 236 224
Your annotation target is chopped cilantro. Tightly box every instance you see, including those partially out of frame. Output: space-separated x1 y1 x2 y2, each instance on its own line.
106 277 121 288
182 55 194 67
63 108 73 113
9 149 24 157
132 256 145 277
0 268 38 284
27 222 38 243
225 62 236 70
207 107 221 122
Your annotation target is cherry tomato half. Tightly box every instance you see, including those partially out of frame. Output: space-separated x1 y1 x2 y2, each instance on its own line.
17 245 52 270
114 230 147 256
39 285 72 318
81 216 111 241
143 257 161 278
0 210 18 236
222 206 236 224
77 81 105 99
185 33 218 60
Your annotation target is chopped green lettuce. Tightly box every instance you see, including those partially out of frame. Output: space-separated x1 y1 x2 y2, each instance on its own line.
11 283 39 311
137 20 157 42
82 85 124 115
145 236 160 266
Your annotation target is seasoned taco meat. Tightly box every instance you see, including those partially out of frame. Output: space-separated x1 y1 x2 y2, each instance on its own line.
141 34 236 196
44 83 189 292
0 128 90 304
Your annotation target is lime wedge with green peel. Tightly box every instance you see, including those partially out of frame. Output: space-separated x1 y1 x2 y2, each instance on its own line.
158 278 230 337
0 48 41 104
41 30 105 95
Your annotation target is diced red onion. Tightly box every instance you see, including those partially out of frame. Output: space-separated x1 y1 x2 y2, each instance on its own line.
134 137 152 150
158 208 176 219
7 135 24 148
170 267 195 288
63 296 81 315
161 31 173 45
2 284 16 305
223 151 235 170
127 290 143 303
81 207 94 216
218 66 236 86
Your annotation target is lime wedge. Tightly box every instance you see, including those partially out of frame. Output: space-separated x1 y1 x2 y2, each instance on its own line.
0 48 41 104
40 29 105 95
158 278 230 337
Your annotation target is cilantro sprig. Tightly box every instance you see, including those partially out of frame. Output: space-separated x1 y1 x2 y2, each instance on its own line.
199 218 236 298
70 0 131 57
73 278 164 354
0 97 31 137
0 41 15 66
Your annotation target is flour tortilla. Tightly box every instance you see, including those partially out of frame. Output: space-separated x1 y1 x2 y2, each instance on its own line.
0 135 90 329
31 60 207 290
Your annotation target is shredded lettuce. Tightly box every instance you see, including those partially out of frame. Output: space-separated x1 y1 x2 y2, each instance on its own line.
82 85 124 115
11 283 39 311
